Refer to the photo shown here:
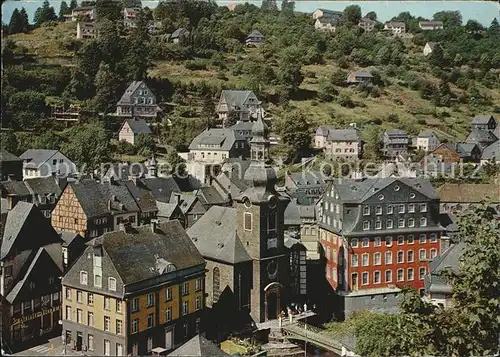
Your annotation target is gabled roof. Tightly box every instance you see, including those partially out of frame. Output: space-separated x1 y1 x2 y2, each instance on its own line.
328 128 361 142
465 129 498 144
230 121 255 132
197 186 228 206
315 9 343 18
68 180 140 218
117 80 154 106
471 114 496 125
418 130 436 138
98 220 205 285
425 243 464 294
284 199 316 226
58 231 83 247
220 90 260 111
142 177 181 203
25 176 65 197
385 21 405 27
442 143 479 157
156 202 181 219
0 150 22 162
1 202 62 260
317 16 339 25
359 16 375 24
436 183 500 203
419 20 443 26
350 70 372 78
120 118 152 134
481 141 500 161
385 129 407 136
102 162 149 181
247 30 264 38
171 27 189 38
123 181 159 213
287 171 326 187
19 149 62 168
168 334 229 357
0 180 31 197
187 206 251 264
189 128 244 151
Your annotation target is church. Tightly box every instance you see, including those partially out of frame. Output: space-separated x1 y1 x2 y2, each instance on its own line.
187 117 301 336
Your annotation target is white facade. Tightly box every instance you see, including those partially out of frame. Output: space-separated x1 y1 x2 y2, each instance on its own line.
22 151 77 179
118 122 136 145
315 19 337 32
417 134 439 152
384 22 406 35
76 22 97 40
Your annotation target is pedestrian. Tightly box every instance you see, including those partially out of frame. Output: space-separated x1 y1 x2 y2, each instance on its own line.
304 302 308 312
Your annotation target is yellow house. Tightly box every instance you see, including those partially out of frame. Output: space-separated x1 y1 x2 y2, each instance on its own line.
61 220 206 356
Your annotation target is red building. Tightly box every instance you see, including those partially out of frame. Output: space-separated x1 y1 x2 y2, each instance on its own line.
317 177 444 315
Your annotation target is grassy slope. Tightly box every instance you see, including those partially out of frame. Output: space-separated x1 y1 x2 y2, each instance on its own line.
8 21 500 142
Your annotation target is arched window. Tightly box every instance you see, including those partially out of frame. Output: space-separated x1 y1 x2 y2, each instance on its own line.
213 267 221 304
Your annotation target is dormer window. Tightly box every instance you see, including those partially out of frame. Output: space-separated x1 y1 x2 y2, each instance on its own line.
363 206 370 215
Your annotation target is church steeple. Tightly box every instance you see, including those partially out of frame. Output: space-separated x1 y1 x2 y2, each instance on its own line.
250 112 269 162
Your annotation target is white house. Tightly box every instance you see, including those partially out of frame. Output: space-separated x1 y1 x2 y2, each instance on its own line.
312 8 343 20
118 118 152 145
419 21 444 31
315 125 363 160
76 22 98 40
423 42 441 56
19 149 77 179
416 130 439 152
358 17 376 32
384 21 406 35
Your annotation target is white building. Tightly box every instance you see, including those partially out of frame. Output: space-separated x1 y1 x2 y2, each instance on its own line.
315 125 363 160
416 131 439 152
19 149 77 179
384 21 406 35
419 21 444 31
117 118 152 145
423 42 441 56
76 22 98 40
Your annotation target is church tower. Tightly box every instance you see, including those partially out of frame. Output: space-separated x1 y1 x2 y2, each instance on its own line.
235 115 290 322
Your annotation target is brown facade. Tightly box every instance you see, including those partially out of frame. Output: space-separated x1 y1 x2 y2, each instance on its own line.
51 185 88 235
427 144 461 163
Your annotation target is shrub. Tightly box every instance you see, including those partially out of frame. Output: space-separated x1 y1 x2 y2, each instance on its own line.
338 93 355 108
184 60 208 71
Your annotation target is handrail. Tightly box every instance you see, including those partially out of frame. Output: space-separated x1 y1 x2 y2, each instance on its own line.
282 321 343 352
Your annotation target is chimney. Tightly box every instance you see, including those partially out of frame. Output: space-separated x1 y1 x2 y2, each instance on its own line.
174 193 181 205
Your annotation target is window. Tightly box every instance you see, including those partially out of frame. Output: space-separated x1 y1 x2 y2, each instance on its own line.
77 290 83 303
132 319 138 333
351 254 358 267
387 219 393 229
407 250 414 262
419 267 426 280
374 252 381 265
397 251 404 263
196 318 201 334
385 270 392 282
375 206 382 215
363 221 370 230
116 301 122 313
104 316 110 331
165 307 172 322
104 297 110 310
363 206 370 215
430 249 437 259
409 204 415 213
77 308 82 323
88 335 94 351
182 300 189 316
244 212 252 231
183 321 189 337
375 220 382 230
116 343 123 357
419 249 426 261
213 267 221 303
362 238 369 248
398 219 405 228
419 234 426 244
374 271 381 284
108 278 116 291
374 237 381 247
131 298 139 312
104 339 111 356
87 312 94 326
182 282 189 296
362 253 369 266
362 272 369 285
147 313 153 328
94 274 101 288
87 293 94 305
116 320 123 335
408 235 414 244
420 203 427 212
195 296 201 311
147 337 153 353
385 236 393 246
65 287 72 300
420 217 427 227
147 293 154 307
430 233 437 243
166 287 172 301
385 251 392 265
407 268 414 281
397 235 404 245
80 271 88 285
408 218 415 227
397 269 404 282
268 211 277 232
398 204 405 214
351 238 358 248
387 205 393 214
195 278 202 291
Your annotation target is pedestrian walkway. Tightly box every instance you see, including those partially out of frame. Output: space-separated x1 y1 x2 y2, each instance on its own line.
28 345 51 354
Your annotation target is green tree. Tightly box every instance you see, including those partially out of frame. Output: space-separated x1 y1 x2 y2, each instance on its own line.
122 0 142 8
97 19 122 69
135 133 156 155
34 130 62 150
77 40 102 79
278 110 311 160
433 10 462 27
365 11 377 21
165 149 186 176
0 132 19 154
362 125 382 161
342 5 362 26
261 0 278 12
8 9 23 35
69 0 78 10
34 0 58 27
19 8 29 33
92 62 121 113
95 0 122 22
64 70 94 100
330 69 347 86
59 1 70 20
429 44 445 68
125 10 151 81
61 123 109 172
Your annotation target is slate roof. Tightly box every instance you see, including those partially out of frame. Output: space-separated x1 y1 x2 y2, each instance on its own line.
171 27 189 38
247 30 264 38
385 129 407 136
287 171 326 187
220 90 259 111
117 81 155 106
19 149 60 168
316 9 343 18
123 181 159 213
25 176 65 197
58 231 82 248
1 202 62 260
351 70 373 78
436 183 500 203
188 128 244 151
69 180 140 218
443 143 478 157
418 130 436 138
156 202 180 219
481 141 500 161
284 199 316 226
359 16 375 24
330 128 361 141
0 180 31 197
136 177 181 203
120 118 152 134
425 243 464 294
465 129 498 145
197 186 228 206
386 21 405 27
471 115 496 125
98 220 204 285
187 206 251 264
419 21 444 26
317 16 339 25
230 121 255 132
0 150 22 162
102 162 149 181
168 334 229 357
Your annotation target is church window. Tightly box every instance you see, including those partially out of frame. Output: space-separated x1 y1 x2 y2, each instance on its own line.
244 212 252 231
213 268 221 303
268 211 277 232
